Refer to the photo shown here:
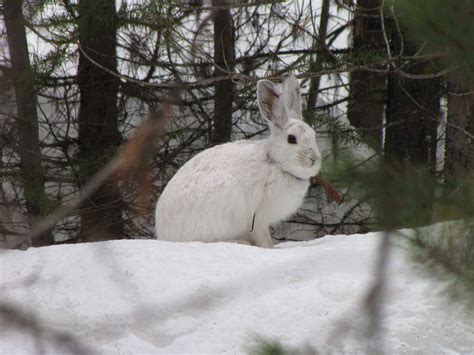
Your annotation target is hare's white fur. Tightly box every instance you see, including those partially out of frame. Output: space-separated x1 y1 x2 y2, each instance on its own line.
155 75 321 247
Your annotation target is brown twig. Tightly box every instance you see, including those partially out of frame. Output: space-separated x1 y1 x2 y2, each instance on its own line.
311 175 343 204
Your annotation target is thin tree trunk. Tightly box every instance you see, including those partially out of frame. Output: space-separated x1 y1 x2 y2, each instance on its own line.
77 0 123 242
307 0 330 111
4 0 53 246
445 79 474 187
211 0 235 145
347 0 386 152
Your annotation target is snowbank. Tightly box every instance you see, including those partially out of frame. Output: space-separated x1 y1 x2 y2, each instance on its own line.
1 233 473 353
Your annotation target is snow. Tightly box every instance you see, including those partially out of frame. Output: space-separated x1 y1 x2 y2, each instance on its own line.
1 233 473 354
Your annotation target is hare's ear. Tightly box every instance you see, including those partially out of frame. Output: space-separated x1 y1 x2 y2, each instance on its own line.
257 79 287 129
282 74 302 119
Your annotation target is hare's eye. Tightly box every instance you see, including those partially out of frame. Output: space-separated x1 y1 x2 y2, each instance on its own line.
287 134 297 144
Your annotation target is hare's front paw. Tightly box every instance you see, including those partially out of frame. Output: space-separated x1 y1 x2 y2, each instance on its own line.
248 229 273 248
256 238 273 249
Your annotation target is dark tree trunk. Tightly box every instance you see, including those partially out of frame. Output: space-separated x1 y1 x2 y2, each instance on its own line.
212 0 235 145
384 41 441 167
347 0 386 152
4 0 53 246
383 19 441 226
445 79 474 187
307 0 330 111
77 0 123 242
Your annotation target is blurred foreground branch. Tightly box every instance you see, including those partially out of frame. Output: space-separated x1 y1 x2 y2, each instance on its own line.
363 231 392 350
21 94 177 248
0 302 94 355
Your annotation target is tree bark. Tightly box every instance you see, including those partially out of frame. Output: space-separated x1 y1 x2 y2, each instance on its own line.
384 43 441 167
77 0 124 242
383 16 441 226
4 0 53 246
347 0 386 152
307 0 330 111
211 0 235 145
445 79 474 187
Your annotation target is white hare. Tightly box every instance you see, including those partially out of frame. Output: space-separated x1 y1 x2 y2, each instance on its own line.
155 75 321 247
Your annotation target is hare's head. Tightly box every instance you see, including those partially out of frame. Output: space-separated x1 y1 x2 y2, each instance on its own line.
257 75 321 180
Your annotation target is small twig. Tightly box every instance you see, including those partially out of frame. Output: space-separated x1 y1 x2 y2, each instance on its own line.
179 0 286 11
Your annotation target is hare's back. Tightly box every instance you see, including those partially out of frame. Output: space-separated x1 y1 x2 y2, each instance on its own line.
166 140 267 198
180 140 267 177
155 140 267 242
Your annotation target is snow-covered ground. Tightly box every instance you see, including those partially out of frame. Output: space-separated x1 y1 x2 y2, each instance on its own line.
1 233 473 354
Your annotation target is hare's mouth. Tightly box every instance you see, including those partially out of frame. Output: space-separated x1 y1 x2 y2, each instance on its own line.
307 157 321 172
308 157 316 166
298 154 318 169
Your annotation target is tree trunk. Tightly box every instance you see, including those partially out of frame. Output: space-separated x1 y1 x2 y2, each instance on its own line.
211 0 235 145
383 18 441 226
4 0 53 246
347 0 386 152
77 0 124 242
307 0 330 111
384 42 441 167
445 79 474 187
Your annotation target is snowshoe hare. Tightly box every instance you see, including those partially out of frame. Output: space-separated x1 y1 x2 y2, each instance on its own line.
155 75 321 247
